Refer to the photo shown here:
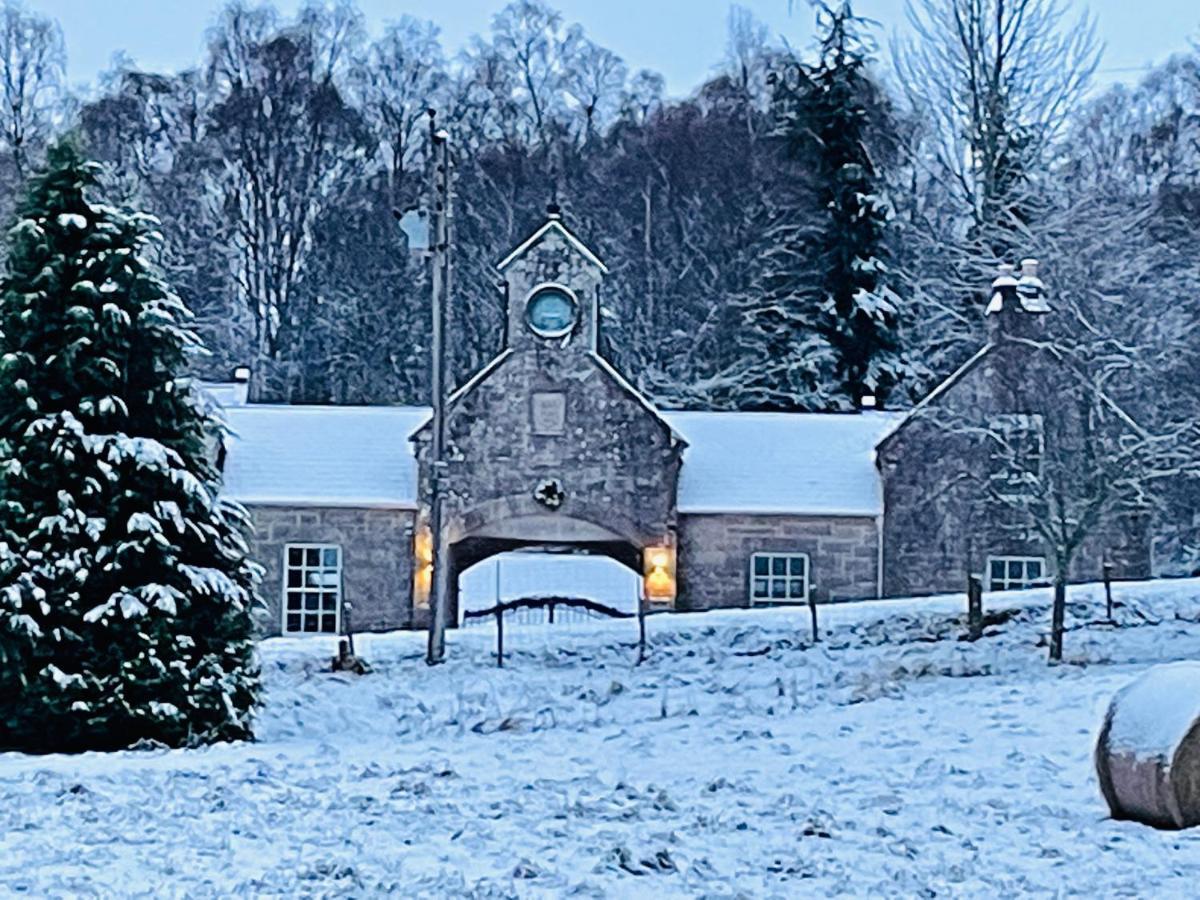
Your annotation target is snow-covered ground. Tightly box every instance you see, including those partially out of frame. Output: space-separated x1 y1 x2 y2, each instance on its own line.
3 579 1200 897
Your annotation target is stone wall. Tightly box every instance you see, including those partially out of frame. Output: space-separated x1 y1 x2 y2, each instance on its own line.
677 513 880 609
413 219 682 556
878 334 1152 598
247 505 416 637
422 350 682 547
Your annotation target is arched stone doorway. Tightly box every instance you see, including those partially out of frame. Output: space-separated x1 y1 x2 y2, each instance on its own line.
457 548 643 626
444 511 643 626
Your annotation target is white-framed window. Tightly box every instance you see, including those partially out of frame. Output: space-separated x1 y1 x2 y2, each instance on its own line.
283 544 342 634
749 552 810 604
989 414 1044 489
986 555 1046 592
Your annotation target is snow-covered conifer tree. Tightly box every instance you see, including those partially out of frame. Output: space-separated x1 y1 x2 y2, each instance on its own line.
0 141 260 752
726 2 905 411
803 1 906 406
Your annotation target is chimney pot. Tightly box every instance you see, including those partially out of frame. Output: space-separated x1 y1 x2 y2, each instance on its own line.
1017 258 1049 313
987 263 1019 314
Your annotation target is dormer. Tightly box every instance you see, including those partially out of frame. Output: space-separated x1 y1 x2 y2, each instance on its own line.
496 208 608 354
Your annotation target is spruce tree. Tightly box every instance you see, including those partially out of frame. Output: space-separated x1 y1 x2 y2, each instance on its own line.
803 1 907 407
0 141 260 753
725 3 905 411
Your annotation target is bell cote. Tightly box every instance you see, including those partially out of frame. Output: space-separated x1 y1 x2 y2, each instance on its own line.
496 209 608 354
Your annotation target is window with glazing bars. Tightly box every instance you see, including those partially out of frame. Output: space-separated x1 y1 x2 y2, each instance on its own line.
987 555 1045 591
750 552 810 604
284 544 341 633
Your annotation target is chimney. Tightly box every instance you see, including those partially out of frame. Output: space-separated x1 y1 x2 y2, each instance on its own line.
1016 259 1050 313
986 264 1018 315
986 259 1049 341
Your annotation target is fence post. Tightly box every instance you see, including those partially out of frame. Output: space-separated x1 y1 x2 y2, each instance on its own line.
967 574 983 641
808 587 820 643
548 601 555 625
636 592 647 665
343 600 355 658
495 608 504 668
1103 560 1115 622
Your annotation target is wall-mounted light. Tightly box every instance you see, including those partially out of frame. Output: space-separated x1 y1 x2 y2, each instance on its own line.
413 525 433 608
643 542 676 605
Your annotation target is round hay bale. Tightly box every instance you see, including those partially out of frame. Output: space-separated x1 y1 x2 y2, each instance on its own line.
1095 661 1200 830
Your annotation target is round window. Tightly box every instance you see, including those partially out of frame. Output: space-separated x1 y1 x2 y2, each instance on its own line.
525 285 578 337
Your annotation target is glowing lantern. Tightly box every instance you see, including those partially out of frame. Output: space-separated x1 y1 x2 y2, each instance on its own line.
413 526 433 608
643 542 676 605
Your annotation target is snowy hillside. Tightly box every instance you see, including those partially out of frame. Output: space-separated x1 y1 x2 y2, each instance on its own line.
3 579 1200 896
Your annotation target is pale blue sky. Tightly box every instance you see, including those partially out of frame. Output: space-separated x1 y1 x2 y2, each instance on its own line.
28 0 1200 97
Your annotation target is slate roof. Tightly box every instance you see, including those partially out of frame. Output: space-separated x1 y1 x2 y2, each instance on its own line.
214 390 900 516
665 411 904 517
220 404 428 509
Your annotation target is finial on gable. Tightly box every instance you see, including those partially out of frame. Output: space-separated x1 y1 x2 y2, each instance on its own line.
496 209 609 274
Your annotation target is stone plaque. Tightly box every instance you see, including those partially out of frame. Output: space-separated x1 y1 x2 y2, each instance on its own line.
531 391 566 435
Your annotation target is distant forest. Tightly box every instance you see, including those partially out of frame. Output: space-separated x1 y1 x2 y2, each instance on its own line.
0 0 1196 428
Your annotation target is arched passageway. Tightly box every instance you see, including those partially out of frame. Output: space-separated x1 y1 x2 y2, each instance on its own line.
444 511 645 627
457 548 643 626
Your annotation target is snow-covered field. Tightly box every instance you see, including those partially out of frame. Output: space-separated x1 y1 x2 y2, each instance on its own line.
3 579 1200 897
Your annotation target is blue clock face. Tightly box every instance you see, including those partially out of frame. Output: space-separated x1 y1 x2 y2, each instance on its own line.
526 286 578 337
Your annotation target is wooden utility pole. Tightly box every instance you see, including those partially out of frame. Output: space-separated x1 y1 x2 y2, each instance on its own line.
426 110 453 666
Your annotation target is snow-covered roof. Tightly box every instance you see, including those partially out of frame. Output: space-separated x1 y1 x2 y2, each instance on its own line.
220 405 428 509
200 380 249 409
665 411 905 517
212 392 900 516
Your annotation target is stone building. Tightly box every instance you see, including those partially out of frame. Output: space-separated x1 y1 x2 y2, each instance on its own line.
216 214 1153 637
876 263 1152 598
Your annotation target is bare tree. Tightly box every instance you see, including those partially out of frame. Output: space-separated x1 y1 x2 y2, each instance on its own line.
897 0 1100 243
0 0 65 179
204 2 372 393
893 0 1102 382
489 0 570 144
926 247 1197 662
562 28 627 142
974 361 1191 662
295 0 365 83
352 16 446 196
723 4 771 102
622 69 664 125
